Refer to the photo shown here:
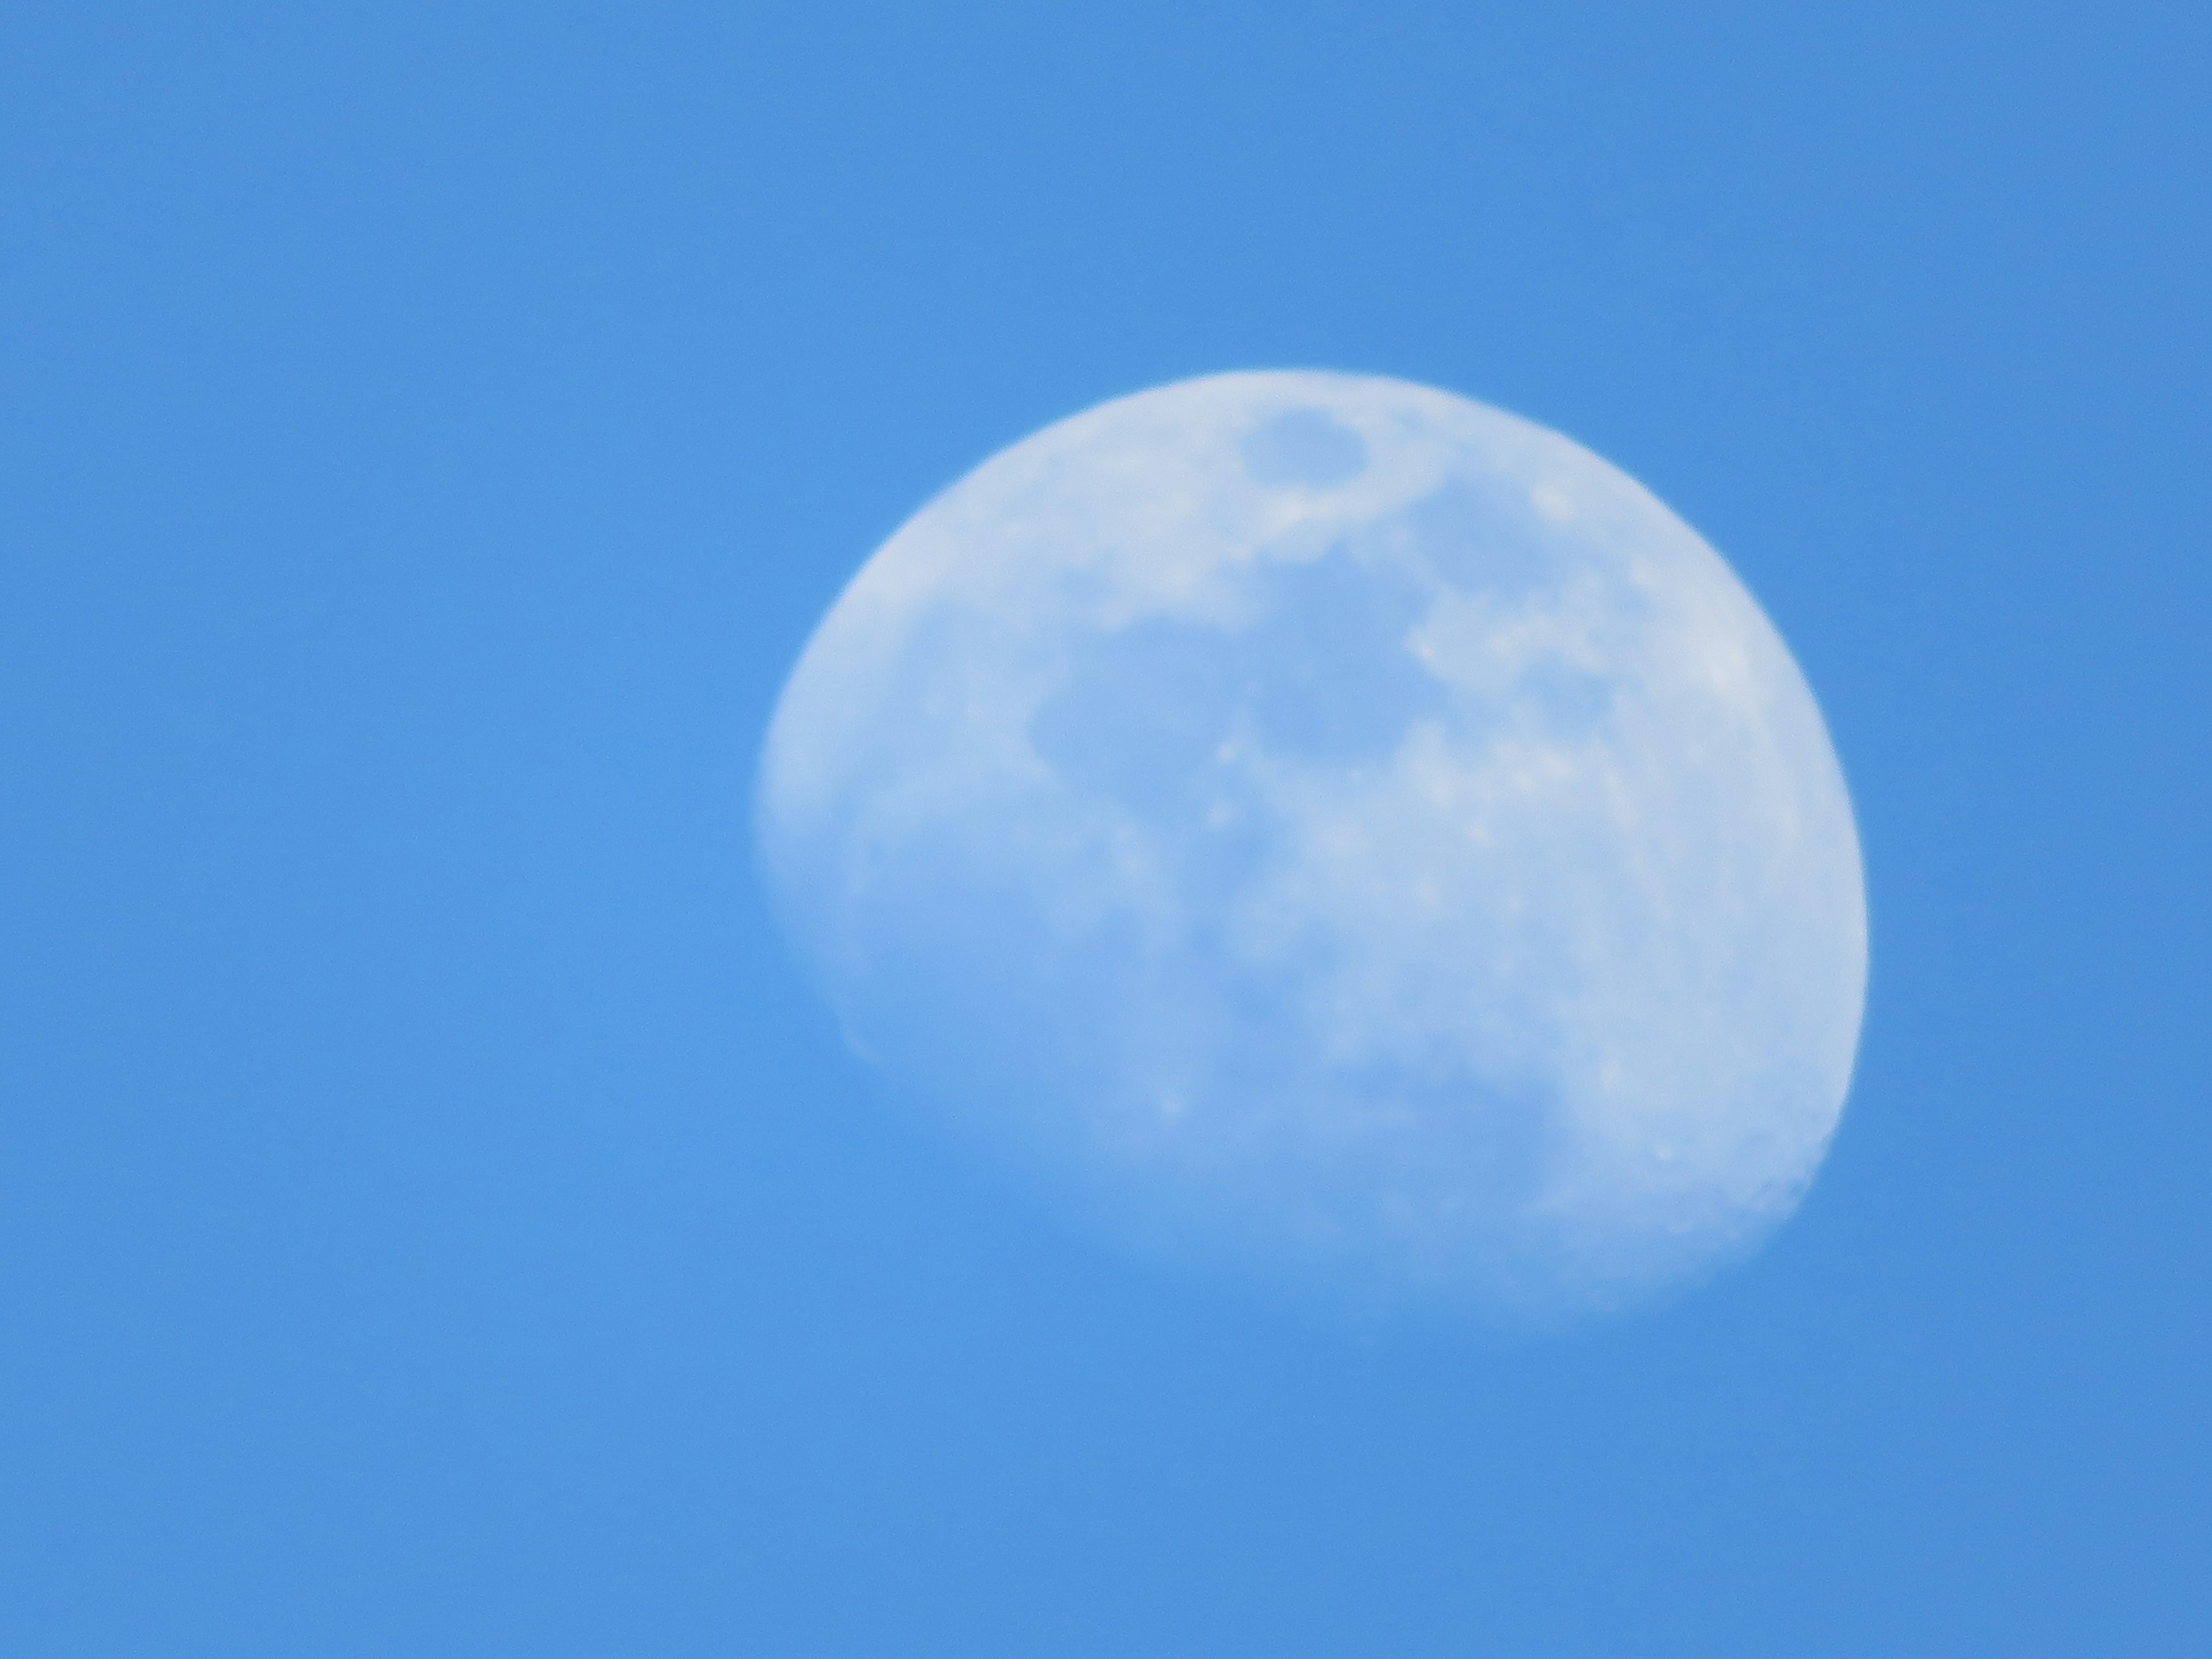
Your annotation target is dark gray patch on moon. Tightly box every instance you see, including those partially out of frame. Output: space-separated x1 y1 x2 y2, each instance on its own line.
1028 543 1444 812
1398 480 1557 599
1237 550 1438 763
1518 658 1615 737
1240 408 1369 489
1027 618 1240 812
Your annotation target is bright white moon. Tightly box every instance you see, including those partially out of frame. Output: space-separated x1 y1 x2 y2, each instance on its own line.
759 371 1866 1321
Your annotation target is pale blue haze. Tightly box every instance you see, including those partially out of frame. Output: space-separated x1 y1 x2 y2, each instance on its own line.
2 6 2207 1656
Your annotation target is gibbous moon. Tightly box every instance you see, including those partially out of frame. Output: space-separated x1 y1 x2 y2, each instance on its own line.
758 371 1866 1322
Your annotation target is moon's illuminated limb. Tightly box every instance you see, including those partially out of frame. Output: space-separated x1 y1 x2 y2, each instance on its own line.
759 371 1866 1320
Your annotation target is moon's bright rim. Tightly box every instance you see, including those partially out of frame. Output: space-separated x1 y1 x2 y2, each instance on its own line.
759 371 1866 1321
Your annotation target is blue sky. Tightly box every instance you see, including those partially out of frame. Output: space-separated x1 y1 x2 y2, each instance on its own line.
3 5 2206 1654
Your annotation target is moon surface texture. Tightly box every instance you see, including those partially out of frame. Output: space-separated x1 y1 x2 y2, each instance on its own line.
759 372 1866 1322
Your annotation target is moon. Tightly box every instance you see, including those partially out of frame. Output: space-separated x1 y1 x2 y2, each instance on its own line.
757 370 1866 1322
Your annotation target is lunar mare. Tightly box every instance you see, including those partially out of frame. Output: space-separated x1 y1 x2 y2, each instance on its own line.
759 371 1866 1319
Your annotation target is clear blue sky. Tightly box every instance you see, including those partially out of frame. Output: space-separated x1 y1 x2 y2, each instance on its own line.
3 5 2206 1654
